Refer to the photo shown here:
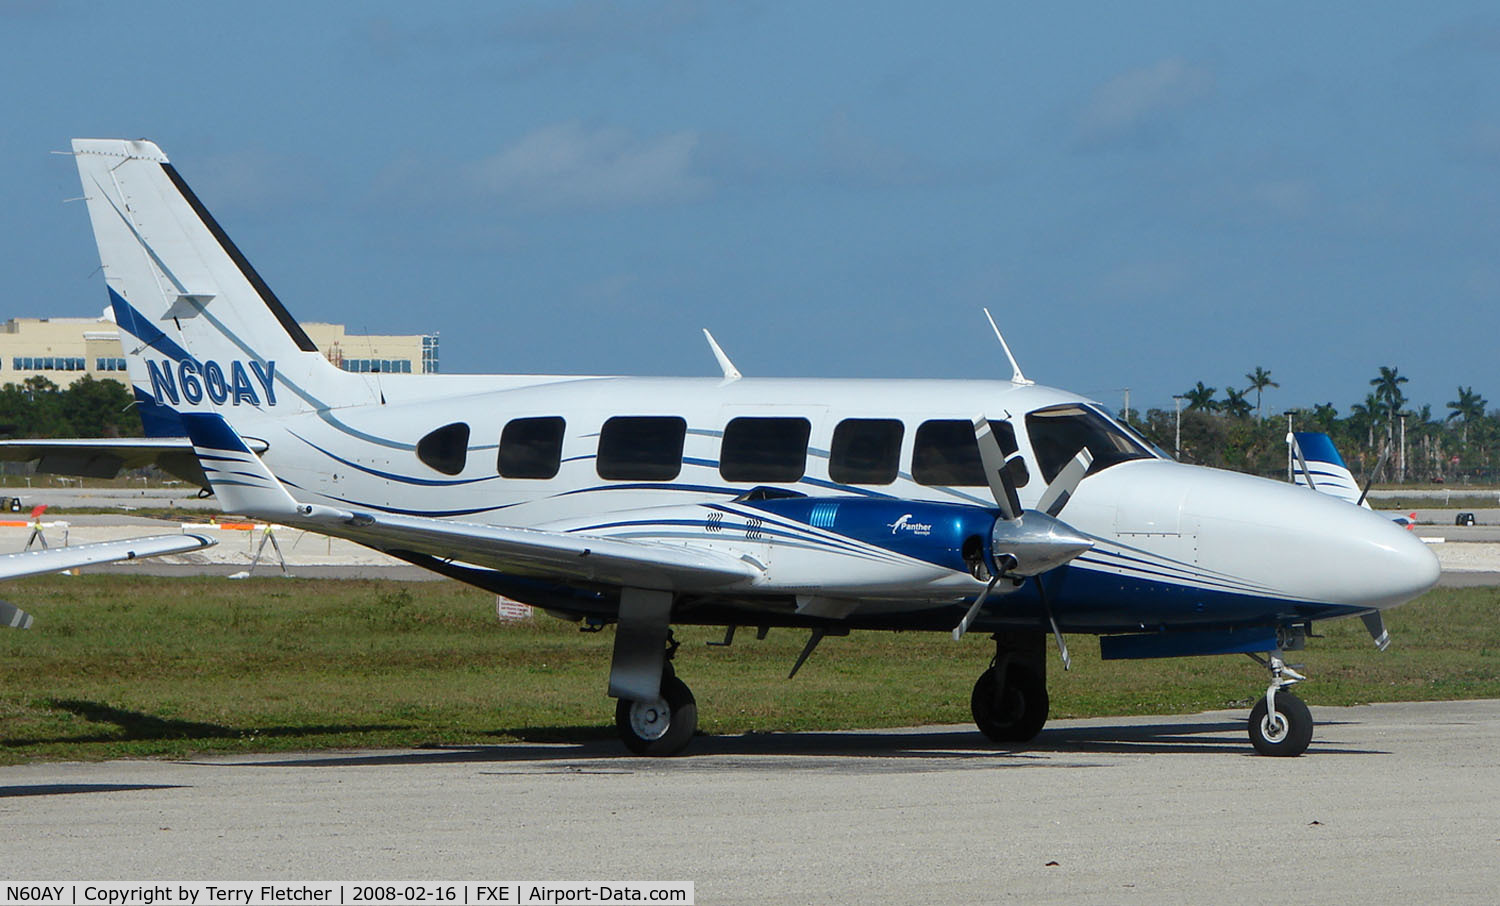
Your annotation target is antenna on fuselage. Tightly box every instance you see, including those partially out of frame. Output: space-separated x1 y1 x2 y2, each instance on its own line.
983 308 1033 386
702 329 742 382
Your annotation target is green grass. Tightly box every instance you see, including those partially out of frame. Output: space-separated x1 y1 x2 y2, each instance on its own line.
2 576 1497 763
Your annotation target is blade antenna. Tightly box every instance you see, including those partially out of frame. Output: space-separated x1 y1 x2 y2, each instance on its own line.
983 308 1033 386
702 329 742 382
1355 445 1392 508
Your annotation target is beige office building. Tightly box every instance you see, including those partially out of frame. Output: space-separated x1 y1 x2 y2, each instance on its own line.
0 312 438 387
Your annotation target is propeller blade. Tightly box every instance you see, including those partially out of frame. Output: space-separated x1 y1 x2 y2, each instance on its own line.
952 576 1000 641
1036 448 1095 517
1 599 34 630
1035 577 1071 670
973 416 1021 520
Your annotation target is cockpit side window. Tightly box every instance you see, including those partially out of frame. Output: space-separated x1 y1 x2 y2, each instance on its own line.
1025 405 1151 483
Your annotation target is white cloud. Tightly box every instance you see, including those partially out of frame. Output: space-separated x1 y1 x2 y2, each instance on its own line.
1076 58 1215 148
470 122 710 211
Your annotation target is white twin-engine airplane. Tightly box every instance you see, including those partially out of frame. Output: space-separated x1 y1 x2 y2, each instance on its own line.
35 138 1441 756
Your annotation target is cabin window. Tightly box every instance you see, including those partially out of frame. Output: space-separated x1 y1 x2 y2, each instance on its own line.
1026 405 1151 483
912 419 987 486
719 416 811 482
498 416 566 479
829 418 903 485
416 422 470 476
597 416 687 481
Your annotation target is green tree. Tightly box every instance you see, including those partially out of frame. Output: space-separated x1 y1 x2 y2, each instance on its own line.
1370 365 1408 443
1311 403 1338 433
1245 366 1279 421
62 375 141 437
1222 386 1253 420
1183 381 1217 412
1446 385 1486 446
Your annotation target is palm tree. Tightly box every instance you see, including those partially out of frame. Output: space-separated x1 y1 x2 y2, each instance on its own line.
1183 381 1217 412
1349 392 1385 451
1245 366 1279 420
1446 385 1487 445
1312 403 1338 433
1222 386 1253 419
1370 366 1408 443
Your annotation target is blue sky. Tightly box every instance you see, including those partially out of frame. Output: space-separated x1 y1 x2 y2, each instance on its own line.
2 1 1498 417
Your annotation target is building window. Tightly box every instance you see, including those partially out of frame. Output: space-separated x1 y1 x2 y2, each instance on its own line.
597 416 686 481
416 422 470 475
719 416 811 482
421 335 440 374
341 358 414 374
829 418 904 485
498 416 566 479
95 357 127 372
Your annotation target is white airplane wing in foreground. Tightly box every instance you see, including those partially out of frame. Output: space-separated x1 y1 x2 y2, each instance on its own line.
0 533 217 629
181 412 757 591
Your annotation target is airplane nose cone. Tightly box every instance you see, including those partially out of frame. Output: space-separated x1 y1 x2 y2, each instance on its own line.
1184 467 1441 611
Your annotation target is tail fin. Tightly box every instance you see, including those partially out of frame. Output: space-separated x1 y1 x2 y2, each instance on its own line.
1289 431 1369 508
71 139 378 435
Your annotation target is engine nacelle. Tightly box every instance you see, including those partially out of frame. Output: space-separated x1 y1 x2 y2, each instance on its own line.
744 496 999 575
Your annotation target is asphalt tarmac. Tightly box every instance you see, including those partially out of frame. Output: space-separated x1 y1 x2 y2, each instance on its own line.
5 700 1498 904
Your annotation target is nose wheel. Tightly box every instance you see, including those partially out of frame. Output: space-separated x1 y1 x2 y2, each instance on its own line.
1246 653 1313 756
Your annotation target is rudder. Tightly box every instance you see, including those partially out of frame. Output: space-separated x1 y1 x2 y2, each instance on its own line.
71 139 378 433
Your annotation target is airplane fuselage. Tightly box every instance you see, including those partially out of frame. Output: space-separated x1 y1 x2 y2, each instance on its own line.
189 370 1438 635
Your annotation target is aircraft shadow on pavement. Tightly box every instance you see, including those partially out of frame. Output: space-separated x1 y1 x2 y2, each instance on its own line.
0 783 187 799
8 699 401 748
209 716 1382 768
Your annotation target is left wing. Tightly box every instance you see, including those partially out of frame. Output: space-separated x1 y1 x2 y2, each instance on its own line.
180 412 759 592
0 533 217 629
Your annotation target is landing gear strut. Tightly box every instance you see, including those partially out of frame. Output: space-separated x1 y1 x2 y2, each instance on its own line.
972 631 1049 743
1246 653 1313 756
608 589 699 756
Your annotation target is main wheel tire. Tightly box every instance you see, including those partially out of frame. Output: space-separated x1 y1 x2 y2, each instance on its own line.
1248 690 1313 757
616 674 697 756
972 664 1049 743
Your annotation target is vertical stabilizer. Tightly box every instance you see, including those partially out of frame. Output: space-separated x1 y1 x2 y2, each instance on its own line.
70 139 378 435
1290 432 1369 508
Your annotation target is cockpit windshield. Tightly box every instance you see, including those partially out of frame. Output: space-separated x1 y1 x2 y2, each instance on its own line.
1025 404 1155 483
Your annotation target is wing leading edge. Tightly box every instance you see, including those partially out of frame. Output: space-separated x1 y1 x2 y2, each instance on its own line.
179 412 759 592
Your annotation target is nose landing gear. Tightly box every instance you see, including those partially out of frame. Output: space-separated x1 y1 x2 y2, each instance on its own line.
1246 653 1313 756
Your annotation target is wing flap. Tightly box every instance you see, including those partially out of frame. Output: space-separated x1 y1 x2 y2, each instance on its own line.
326 511 760 591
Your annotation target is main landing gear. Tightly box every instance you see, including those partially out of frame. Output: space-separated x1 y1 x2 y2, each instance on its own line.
616 662 698 756
971 631 1050 744
608 588 698 755
1246 653 1313 756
